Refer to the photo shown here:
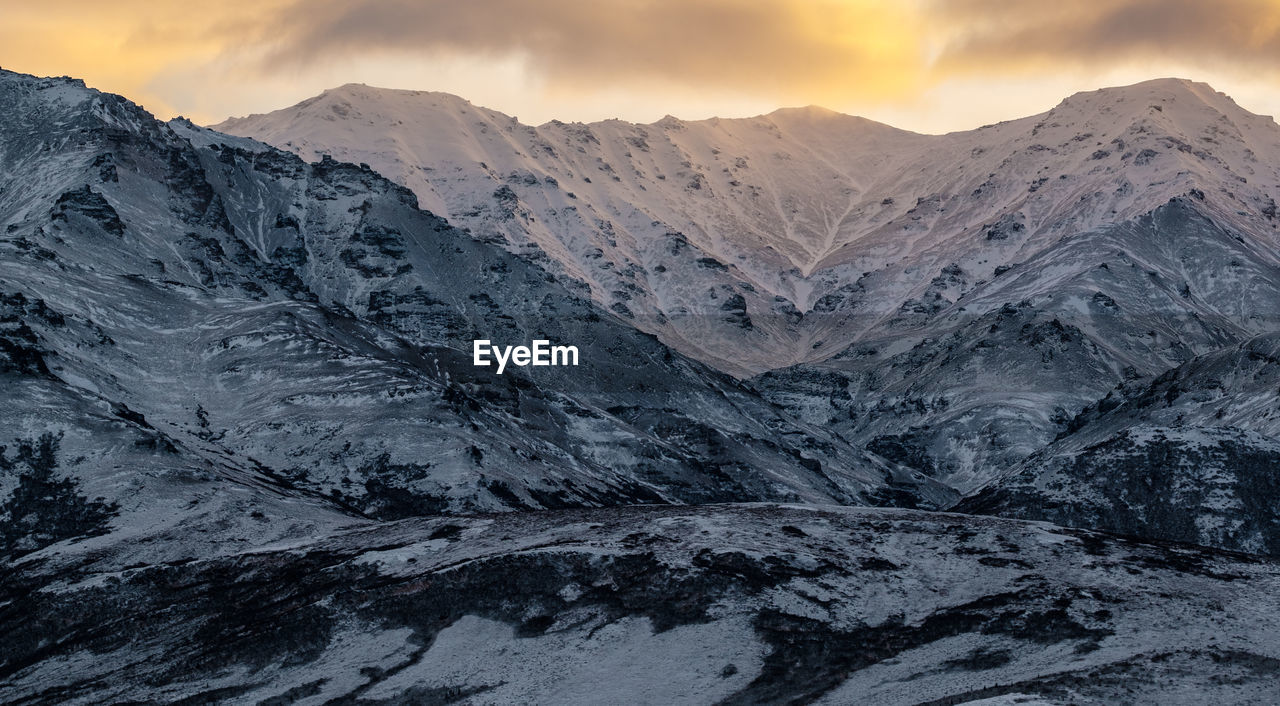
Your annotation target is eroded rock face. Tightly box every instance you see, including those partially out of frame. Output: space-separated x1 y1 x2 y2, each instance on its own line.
757 199 1280 495
959 334 1280 556
958 426 1280 556
4 505 1280 705
0 433 117 559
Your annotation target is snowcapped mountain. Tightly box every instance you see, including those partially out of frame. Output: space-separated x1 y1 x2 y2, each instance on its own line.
216 78 1280 376
758 197 1280 493
4 66 1280 703
219 76 1280 523
1 68 955 544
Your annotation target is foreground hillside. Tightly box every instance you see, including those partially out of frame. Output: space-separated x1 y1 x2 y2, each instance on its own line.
4 505 1279 705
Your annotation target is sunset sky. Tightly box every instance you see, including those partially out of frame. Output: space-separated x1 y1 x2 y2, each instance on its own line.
4 0 1280 132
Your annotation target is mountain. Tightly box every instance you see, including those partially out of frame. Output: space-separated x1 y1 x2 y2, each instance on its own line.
0 67 955 547
758 196 1280 493
215 79 1280 376
4 67 1280 703
219 77 1280 522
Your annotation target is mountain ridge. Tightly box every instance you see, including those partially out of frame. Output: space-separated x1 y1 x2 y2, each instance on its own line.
217 77 1244 135
214 77 1280 376
215 75 1280 497
0 67 951 533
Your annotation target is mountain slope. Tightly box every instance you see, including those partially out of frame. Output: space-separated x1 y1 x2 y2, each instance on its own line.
957 334 1280 555
756 197 1280 491
217 79 1280 495
5 504 1280 705
0 66 952 560
216 79 1280 376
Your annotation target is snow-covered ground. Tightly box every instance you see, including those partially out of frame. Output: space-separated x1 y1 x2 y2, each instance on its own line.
7 504 1280 705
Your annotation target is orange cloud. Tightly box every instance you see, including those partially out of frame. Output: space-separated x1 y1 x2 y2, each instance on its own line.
932 0 1280 75
0 1 292 118
243 0 928 104
3 0 1280 130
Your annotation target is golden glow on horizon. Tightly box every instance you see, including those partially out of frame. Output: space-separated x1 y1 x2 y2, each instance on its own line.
4 0 1280 132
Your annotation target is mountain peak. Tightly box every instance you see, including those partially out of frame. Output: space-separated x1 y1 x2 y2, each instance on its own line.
1069 77 1207 99
1052 77 1253 122
760 104 910 140
214 84 491 131
320 83 473 105
767 104 844 119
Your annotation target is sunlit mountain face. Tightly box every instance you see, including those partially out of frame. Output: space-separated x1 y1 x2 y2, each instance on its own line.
215 78 1280 498
216 78 1280 376
5 2 1280 702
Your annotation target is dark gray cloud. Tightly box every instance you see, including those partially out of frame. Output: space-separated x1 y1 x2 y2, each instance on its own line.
218 0 1280 110
249 0 923 100
934 0 1280 71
